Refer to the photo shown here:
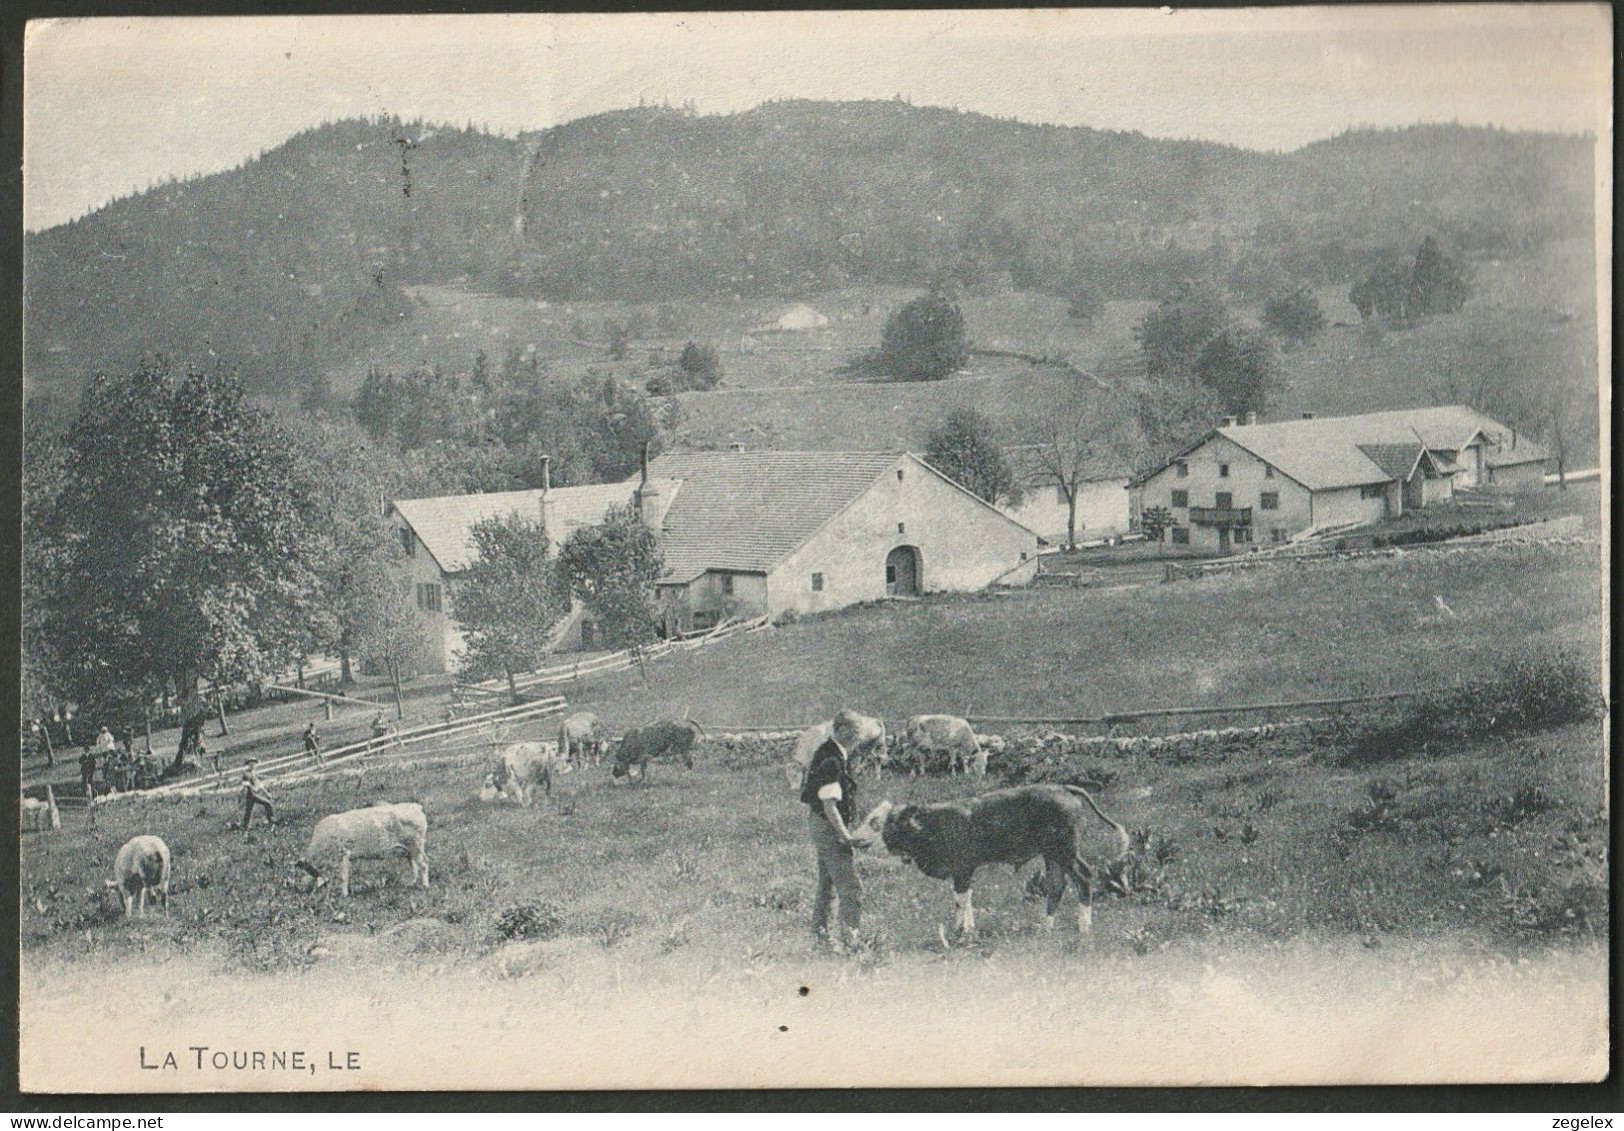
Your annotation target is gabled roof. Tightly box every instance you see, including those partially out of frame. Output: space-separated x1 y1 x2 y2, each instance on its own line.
1208 405 1548 491
1355 442 1427 483
393 481 679 574
645 449 1038 583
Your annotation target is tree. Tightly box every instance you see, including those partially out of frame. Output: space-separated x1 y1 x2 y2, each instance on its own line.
36 364 322 711
879 292 968 382
924 408 1021 506
350 565 433 718
451 513 568 700
1409 235 1471 316
1349 259 1415 327
1261 286 1327 347
1194 325 1276 420
1139 506 1174 555
1026 386 1142 551
557 504 665 649
1135 282 1228 382
677 341 723 391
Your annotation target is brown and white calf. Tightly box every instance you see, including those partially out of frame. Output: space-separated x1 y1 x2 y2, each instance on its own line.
848 783 1130 938
902 714 987 777
106 835 171 917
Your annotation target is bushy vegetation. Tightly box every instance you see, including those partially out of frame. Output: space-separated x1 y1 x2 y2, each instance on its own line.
879 292 969 382
1340 646 1602 765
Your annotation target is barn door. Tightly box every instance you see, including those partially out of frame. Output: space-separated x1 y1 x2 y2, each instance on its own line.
886 546 920 597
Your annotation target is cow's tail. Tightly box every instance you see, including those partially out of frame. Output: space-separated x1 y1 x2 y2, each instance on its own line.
1061 784 1131 861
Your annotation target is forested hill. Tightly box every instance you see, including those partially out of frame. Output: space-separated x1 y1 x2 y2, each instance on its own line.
25 101 1595 400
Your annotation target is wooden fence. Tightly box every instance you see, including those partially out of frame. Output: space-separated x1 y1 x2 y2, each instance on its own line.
455 615 771 701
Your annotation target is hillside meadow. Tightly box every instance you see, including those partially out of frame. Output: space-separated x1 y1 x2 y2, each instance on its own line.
19 539 1606 1088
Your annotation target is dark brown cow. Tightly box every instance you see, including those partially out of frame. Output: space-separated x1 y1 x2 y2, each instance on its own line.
611 719 704 784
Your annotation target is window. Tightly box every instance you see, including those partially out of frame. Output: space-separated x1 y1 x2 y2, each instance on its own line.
1271 528 1287 543
1264 465 1276 479
1171 527 1190 545
1219 464 1230 478
720 574 735 597
811 572 824 592
1234 527 1253 544
400 527 415 557
1171 490 1189 508
896 469 905 481
897 522 906 534
1174 461 1189 478
416 583 442 612
1215 492 1233 509
1260 492 1279 511
1054 485 1068 505
1019 551 1029 561
1361 483 1386 499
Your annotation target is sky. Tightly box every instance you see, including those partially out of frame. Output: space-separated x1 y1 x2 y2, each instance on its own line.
23 6 1612 231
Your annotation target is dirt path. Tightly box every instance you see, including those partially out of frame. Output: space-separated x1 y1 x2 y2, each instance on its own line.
20 937 1605 1092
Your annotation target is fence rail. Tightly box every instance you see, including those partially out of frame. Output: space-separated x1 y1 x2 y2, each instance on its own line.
456 615 772 698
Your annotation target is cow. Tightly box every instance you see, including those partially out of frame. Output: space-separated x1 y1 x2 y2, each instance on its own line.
785 710 889 790
558 713 609 770
847 783 1130 939
296 802 429 897
903 714 987 777
487 741 567 807
611 719 704 784
106 835 171 917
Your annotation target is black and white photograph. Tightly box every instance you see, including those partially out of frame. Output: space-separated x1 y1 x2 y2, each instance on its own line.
17 6 1610 1092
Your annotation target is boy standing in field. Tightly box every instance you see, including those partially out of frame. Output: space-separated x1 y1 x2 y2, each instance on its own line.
303 721 324 766
800 722 861 951
239 757 275 832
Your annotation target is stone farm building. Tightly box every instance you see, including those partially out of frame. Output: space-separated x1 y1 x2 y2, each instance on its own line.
1001 445 1132 547
391 450 1040 671
389 476 680 672
1134 405 1550 554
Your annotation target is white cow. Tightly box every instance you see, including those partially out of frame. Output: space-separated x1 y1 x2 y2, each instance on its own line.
558 713 609 769
785 710 889 789
106 835 171 917
904 714 987 777
488 741 568 807
297 802 429 897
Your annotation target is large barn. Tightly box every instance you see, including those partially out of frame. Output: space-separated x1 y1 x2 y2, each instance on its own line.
390 449 1040 671
1133 405 1550 554
642 449 1040 634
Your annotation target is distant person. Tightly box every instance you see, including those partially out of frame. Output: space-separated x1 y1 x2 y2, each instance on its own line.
800 730 862 952
371 713 391 743
239 758 275 831
303 722 323 766
93 726 116 757
79 747 99 798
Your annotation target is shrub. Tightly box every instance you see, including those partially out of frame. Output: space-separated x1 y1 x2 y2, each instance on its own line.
1341 646 1600 763
494 901 566 942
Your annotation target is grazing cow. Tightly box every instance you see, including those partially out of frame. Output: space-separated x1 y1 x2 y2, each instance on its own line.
296 802 429 897
106 835 171 917
488 741 567 807
558 713 609 769
848 784 1130 938
903 715 987 777
611 719 704 784
785 710 889 789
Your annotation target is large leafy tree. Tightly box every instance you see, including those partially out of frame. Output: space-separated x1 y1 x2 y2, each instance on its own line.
925 408 1021 506
1026 386 1142 551
1261 285 1327 347
1409 235 1471 316
451 513 569 699
879 292 969 382
1135 282 1228 382
36 364 322 710
1194 325 1276 420
557 504 665 649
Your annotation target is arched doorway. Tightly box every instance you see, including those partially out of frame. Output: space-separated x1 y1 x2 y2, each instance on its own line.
885 545 921 597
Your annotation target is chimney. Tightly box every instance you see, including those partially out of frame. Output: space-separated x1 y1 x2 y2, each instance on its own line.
729 442 744 452
1301 412 1315 420
1221 415 1238 428
538 455 555 538
1245 411 1258 426
634 442 664 532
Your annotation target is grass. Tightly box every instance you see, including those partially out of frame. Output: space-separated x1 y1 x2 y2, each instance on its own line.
19 544 1606 1089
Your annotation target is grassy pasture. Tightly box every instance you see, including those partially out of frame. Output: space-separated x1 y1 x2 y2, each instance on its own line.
21 544 1604 969
19 543 1606 1087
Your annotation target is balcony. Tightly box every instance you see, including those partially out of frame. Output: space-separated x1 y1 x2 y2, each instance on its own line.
1188 505 1252 527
